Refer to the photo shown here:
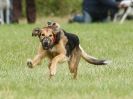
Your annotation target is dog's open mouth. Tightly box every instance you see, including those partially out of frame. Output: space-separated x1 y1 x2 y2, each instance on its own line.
42 43 50 50
43 46 49 50
42 41 51 50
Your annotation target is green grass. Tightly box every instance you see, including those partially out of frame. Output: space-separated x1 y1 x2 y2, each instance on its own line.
0 20 133 99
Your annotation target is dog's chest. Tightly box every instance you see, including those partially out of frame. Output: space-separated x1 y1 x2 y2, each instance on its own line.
47 47 58 57
47 47 70 63
49 47 57 53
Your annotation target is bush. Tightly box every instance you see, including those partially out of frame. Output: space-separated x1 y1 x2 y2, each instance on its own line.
36 0 82 16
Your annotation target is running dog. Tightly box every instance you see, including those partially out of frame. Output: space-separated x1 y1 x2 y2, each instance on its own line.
27 22 110 79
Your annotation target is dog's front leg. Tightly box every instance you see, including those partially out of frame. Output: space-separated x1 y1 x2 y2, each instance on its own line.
49 54 65 78
49 39 67 78
27 46 46 68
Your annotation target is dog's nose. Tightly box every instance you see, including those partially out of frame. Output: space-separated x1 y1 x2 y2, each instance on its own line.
43 41 48 46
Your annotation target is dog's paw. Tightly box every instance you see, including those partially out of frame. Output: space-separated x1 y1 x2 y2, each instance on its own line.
50 68 56 76
27 59 33 68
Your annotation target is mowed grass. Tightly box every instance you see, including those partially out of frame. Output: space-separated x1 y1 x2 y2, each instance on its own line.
0 20 133 99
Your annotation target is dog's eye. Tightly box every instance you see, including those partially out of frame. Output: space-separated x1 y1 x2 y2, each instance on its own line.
41 34 45 36
49 35 52 37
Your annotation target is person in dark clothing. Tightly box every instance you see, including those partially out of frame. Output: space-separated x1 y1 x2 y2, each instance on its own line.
12 0 36 23
69 0 127 23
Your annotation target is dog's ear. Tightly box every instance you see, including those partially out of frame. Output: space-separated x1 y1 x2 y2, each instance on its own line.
47 21 61 35
52 22 60 30
32 27 41 37
51 22 61 34
47 21 60 30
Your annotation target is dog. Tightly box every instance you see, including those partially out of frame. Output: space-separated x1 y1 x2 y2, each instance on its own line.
27 22 110 79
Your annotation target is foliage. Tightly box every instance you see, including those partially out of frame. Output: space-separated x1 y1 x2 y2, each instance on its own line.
36 0 82 16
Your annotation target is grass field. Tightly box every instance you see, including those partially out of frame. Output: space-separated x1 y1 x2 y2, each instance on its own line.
0 19 133 99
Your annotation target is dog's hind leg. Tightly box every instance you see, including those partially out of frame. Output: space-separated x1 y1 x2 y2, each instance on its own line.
68 47 81 79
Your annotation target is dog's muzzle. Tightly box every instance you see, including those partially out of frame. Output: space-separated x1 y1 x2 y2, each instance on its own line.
41 37 52 50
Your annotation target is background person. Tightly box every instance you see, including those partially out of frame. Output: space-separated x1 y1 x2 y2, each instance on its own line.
12 0 36 23
69 0 127 23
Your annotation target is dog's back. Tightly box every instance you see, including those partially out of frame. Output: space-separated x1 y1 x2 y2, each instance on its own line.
63 30 80 57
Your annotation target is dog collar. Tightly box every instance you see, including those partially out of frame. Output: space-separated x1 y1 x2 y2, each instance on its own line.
49 31 61 49
53 31 61 44
52 32 56 44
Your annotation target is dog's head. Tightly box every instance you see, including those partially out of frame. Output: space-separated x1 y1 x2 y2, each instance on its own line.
32 22 61 50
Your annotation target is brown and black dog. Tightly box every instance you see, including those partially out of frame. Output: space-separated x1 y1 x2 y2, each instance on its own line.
27 22 110 79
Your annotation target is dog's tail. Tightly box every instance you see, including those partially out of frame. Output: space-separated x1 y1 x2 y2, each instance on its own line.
79 45 110 65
